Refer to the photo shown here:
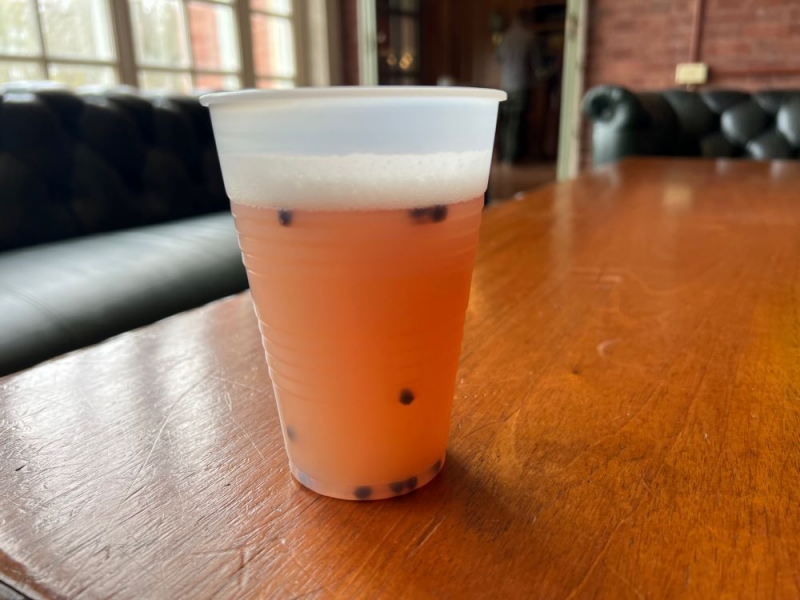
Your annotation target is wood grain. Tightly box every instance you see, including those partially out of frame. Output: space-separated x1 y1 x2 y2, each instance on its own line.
2 159 799 599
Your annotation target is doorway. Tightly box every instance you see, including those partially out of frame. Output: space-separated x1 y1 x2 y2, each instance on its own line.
376 0 422 85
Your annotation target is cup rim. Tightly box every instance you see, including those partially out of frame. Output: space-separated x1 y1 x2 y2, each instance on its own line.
200 86 507 108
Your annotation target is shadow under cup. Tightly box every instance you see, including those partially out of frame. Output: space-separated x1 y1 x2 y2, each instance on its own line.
201 87 506 500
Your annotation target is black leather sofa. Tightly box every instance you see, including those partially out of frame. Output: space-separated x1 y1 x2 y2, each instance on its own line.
0 83 247 375
582 85 800 166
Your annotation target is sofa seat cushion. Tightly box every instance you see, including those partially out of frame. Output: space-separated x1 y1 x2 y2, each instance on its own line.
0 212 247 375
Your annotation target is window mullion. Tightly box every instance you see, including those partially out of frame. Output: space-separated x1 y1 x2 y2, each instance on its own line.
29 0 49 77
110 0 138 86
182 0 195 85
291 0 307 85
236 0 256 87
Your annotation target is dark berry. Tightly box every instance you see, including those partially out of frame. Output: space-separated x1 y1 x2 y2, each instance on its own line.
278 209 293 226
431 205 448 222
432 459 443 473
399 389 415 405
296 470 311 486
286 425 296 442
389 481 405 494
409 207 428 221
405 476 418 490
354 486 373 500
408 205 448 224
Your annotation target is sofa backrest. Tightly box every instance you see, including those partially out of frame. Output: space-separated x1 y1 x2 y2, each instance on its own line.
582 85 800 166
0 83 228 252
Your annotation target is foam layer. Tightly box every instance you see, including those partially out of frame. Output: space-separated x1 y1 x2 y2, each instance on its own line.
220 150 492 210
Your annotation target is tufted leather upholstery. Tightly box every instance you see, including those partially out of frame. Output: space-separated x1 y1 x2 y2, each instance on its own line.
0 213 248 375
0 83 248 375
582 85 800 166
0 82 229 251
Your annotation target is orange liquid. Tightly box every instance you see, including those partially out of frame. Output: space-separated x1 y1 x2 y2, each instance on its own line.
232 197 483 500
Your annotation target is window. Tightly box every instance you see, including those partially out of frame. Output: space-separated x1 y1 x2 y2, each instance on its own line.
250 0 295 89
131 0 242 92
0 0 119 87
0 0 301 91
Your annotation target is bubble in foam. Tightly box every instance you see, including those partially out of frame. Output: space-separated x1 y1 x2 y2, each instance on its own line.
219 150 493 210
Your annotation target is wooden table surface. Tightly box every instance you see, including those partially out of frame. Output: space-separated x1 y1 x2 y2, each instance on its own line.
2 159 799 599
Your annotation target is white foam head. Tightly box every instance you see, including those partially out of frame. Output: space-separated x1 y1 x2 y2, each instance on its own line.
219 150 492 210
201 87 506 210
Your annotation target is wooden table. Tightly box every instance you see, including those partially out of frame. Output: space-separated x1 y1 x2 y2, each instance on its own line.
2 159 799 599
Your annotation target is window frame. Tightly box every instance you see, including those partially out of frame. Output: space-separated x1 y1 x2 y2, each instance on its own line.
0 0 314 91
0 0 122 83
133 0 243 91
247 1 304 89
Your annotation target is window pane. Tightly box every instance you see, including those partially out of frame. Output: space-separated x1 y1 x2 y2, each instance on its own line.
194 72 239 90
251 14 294 78
0 0 40 56
38 0 116 60
48 63 116 87
188 2 239 72
256 78 293 89
251 0 291 16
0 60 44 84
130 0 190 68
138 69 191 93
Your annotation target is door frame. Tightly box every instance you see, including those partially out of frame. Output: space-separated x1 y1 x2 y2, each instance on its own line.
556 0 588 180
357 0 378 85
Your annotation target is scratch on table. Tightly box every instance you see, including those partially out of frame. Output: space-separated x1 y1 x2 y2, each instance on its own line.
564 519 627 600
123 378 205 502
597 339 620 358
209 374 271 396
61 378 206 589
192 546 245 558
600 274 623 284
124 545 169 595
607 562 645 600
228 411 266 463
409 515 445 557
292 496 321 520
648 317 717 489
290 586 327 600
344 506 414 596
416 518 444 549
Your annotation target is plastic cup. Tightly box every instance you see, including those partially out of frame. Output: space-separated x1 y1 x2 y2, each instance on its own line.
201 87 505 500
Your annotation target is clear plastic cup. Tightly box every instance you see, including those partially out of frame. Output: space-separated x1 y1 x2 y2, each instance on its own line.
201 87 505 500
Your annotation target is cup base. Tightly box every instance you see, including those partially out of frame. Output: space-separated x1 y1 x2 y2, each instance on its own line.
289 456 446 501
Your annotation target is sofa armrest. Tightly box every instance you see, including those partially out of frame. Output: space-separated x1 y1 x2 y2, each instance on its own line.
582 85 681 166
582 85 648 128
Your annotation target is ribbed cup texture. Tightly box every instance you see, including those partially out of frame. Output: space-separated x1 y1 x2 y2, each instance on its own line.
232 197 483 500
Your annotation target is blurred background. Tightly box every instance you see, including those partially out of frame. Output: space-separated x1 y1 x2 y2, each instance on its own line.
2 0 799 190
0 0 569 196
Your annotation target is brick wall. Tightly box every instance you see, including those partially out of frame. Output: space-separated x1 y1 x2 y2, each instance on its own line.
585 0 800 92
188 4 221 73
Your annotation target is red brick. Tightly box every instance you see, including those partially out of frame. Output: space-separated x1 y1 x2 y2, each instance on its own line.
742 23 791 37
